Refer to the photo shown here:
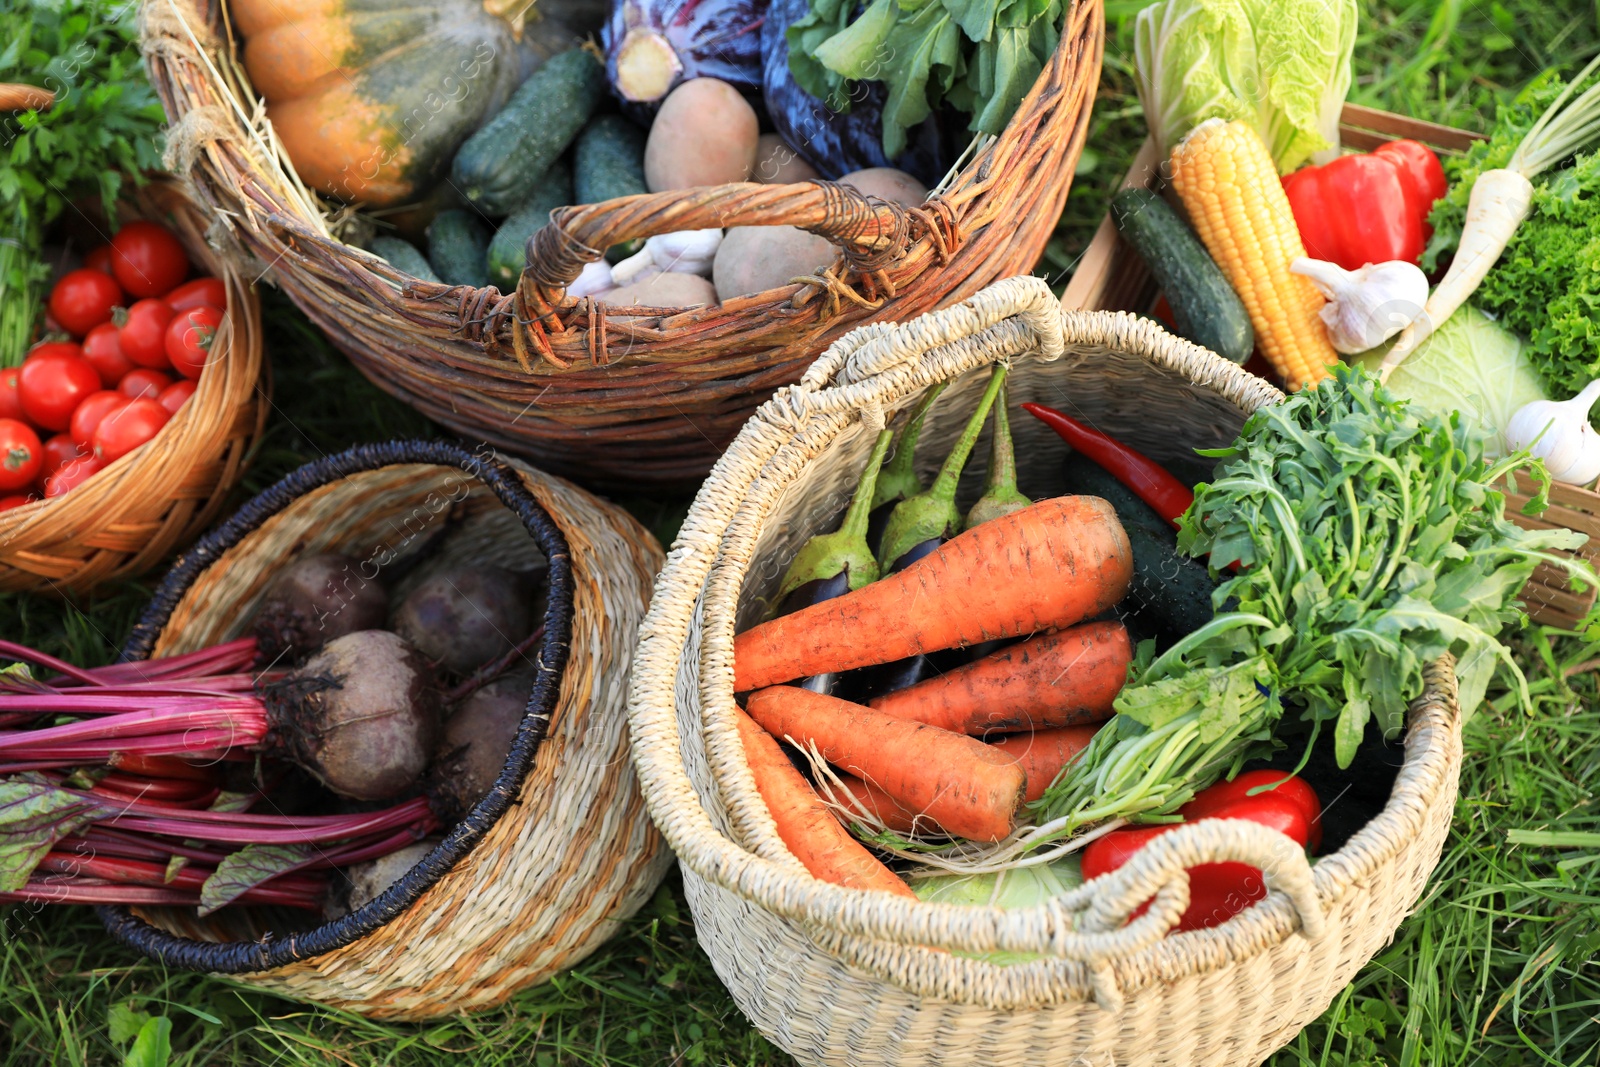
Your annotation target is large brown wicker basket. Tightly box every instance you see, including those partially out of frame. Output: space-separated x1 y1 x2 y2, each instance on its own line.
0 174 267 594
138 0 1103 491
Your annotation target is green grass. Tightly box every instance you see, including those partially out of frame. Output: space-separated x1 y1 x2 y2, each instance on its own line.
4 2 1600 1063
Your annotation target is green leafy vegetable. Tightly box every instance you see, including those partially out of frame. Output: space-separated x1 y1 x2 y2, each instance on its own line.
198 842 316 916
911 858 1083 963
1038 368 1595 834
1132 0 1358 174
789 0 1062 159
1359 305 1549 453
0 774 104 891
0 0 165 365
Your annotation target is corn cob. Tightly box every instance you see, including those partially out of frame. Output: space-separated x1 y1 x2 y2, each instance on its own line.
1169 119 1338 391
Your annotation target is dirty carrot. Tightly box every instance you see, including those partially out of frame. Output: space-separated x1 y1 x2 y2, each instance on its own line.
989 725 1102 802
868 621 1132 735
831 773 943 837
745 686 1026 842
732 708 914 897
732 496 1133 692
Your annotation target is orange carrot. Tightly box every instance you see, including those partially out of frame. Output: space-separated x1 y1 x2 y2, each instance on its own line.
831 773 945 836
989 725 1102 802
733 496 1132 692
746 686 1026 842
732 708 914 897
869 621 1131 735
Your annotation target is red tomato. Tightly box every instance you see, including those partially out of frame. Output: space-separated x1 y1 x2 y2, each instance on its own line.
116 298 175 369
0 419 43 491
19 351 103 432
163 276 225 311
48 269 124 337
70 391 129 449
118 369 173 401
0 494 35 512
110 221 189 298
26 341 83 362
164 306 224 380
0 368 23 422
45 455 104 497
83 244 113 274
156 379 196 414
39 433 87 484
82 323 134 387
92 398 170 463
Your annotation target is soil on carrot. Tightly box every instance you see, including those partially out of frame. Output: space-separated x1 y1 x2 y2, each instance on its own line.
4 2 1600 1064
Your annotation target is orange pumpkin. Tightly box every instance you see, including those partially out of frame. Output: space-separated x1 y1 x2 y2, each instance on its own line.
232 0 524 206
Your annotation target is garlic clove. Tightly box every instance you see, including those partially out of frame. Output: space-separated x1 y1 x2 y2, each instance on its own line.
1291 257 1429 354
1505 379 1600 485
645 228 723 278
608 246 657 288
567 259 616 299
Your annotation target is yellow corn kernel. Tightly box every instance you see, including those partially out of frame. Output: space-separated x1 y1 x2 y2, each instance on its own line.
1170 119 1338 391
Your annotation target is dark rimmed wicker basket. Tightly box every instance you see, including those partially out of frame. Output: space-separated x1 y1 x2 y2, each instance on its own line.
138 0 1104 491
95 439 672 1019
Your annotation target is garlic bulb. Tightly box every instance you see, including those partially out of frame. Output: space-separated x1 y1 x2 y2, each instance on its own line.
1290 258 1429 354
567 259 615 299
609 228 724 287
1504 380 1600 485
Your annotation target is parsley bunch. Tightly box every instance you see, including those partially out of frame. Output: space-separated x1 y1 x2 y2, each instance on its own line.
1 0 165 365
1036 369 1595 833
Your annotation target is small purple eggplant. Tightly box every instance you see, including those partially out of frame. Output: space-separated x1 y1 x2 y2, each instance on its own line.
604 0 768 107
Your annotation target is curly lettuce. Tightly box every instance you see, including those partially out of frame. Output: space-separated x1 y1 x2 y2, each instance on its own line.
1133 0 1357 174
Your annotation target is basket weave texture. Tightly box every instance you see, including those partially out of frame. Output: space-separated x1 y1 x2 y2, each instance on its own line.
138 0 1103 490
0 176 266 593
104 444 671 1019
626 276 1464 1066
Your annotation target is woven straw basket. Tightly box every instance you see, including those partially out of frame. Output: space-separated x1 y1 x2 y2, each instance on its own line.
0 175 266 593
627 276 1464 1066
138 0 1103 491
97 440 671 1019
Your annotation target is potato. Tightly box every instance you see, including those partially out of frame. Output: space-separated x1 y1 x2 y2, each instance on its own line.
645 79 759 192
713 225 838 301
840 167 928 208
597 270 718 311
754 134 820 185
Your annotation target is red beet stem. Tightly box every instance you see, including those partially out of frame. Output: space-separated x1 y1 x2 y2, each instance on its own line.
95 772 217 802
0 878 323 910
31 637 260 689
0 703 269 753
106 752 221 783
0 641 108 687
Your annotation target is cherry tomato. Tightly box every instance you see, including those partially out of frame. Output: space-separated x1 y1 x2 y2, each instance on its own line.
0 494 35 512
163 276 225 312
82 323 134 387
110 220 189 298
39 434 87 484
45 455 104 497
0 419 43 491
164 306 223 380
92 398 170 463
83 244 113 274
118 369 173 401
26 341 83 362
19 351 102 432
115 298 175 369
48 269 124 337
0 368 22 422
70 391 129 450
156 379 196 414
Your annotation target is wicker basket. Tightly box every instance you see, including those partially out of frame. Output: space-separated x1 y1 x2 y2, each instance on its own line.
96 440 671 1019
1062 103 1600 629
0 175 267 593
138 0 1104 491
625 276 1464 1066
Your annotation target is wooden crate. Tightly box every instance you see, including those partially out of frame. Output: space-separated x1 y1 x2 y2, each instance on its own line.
1062 103 1600 629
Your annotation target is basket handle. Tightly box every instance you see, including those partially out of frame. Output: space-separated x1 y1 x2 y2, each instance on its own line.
518 180 923 299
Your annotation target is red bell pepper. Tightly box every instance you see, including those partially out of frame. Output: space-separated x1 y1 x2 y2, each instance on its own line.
1021 403 1194 529
1081 773 1320 934
1281 140 1448 271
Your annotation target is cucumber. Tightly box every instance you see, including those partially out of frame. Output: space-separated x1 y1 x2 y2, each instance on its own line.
1061 452 1170 539
574 115 648 206
451 48 606 216
1111 188 1254 364
367 236 440 284
426 209 492 288
1122 522 1220 639
485 162 575 289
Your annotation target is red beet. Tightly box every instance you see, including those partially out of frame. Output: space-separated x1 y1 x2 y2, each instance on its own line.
253 553 389 663
392 564 538 676
431 671 532 819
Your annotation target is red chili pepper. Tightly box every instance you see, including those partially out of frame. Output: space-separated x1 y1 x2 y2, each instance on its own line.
1281 140 1448 271
1081 775 1320 934
1021 403 1194 528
